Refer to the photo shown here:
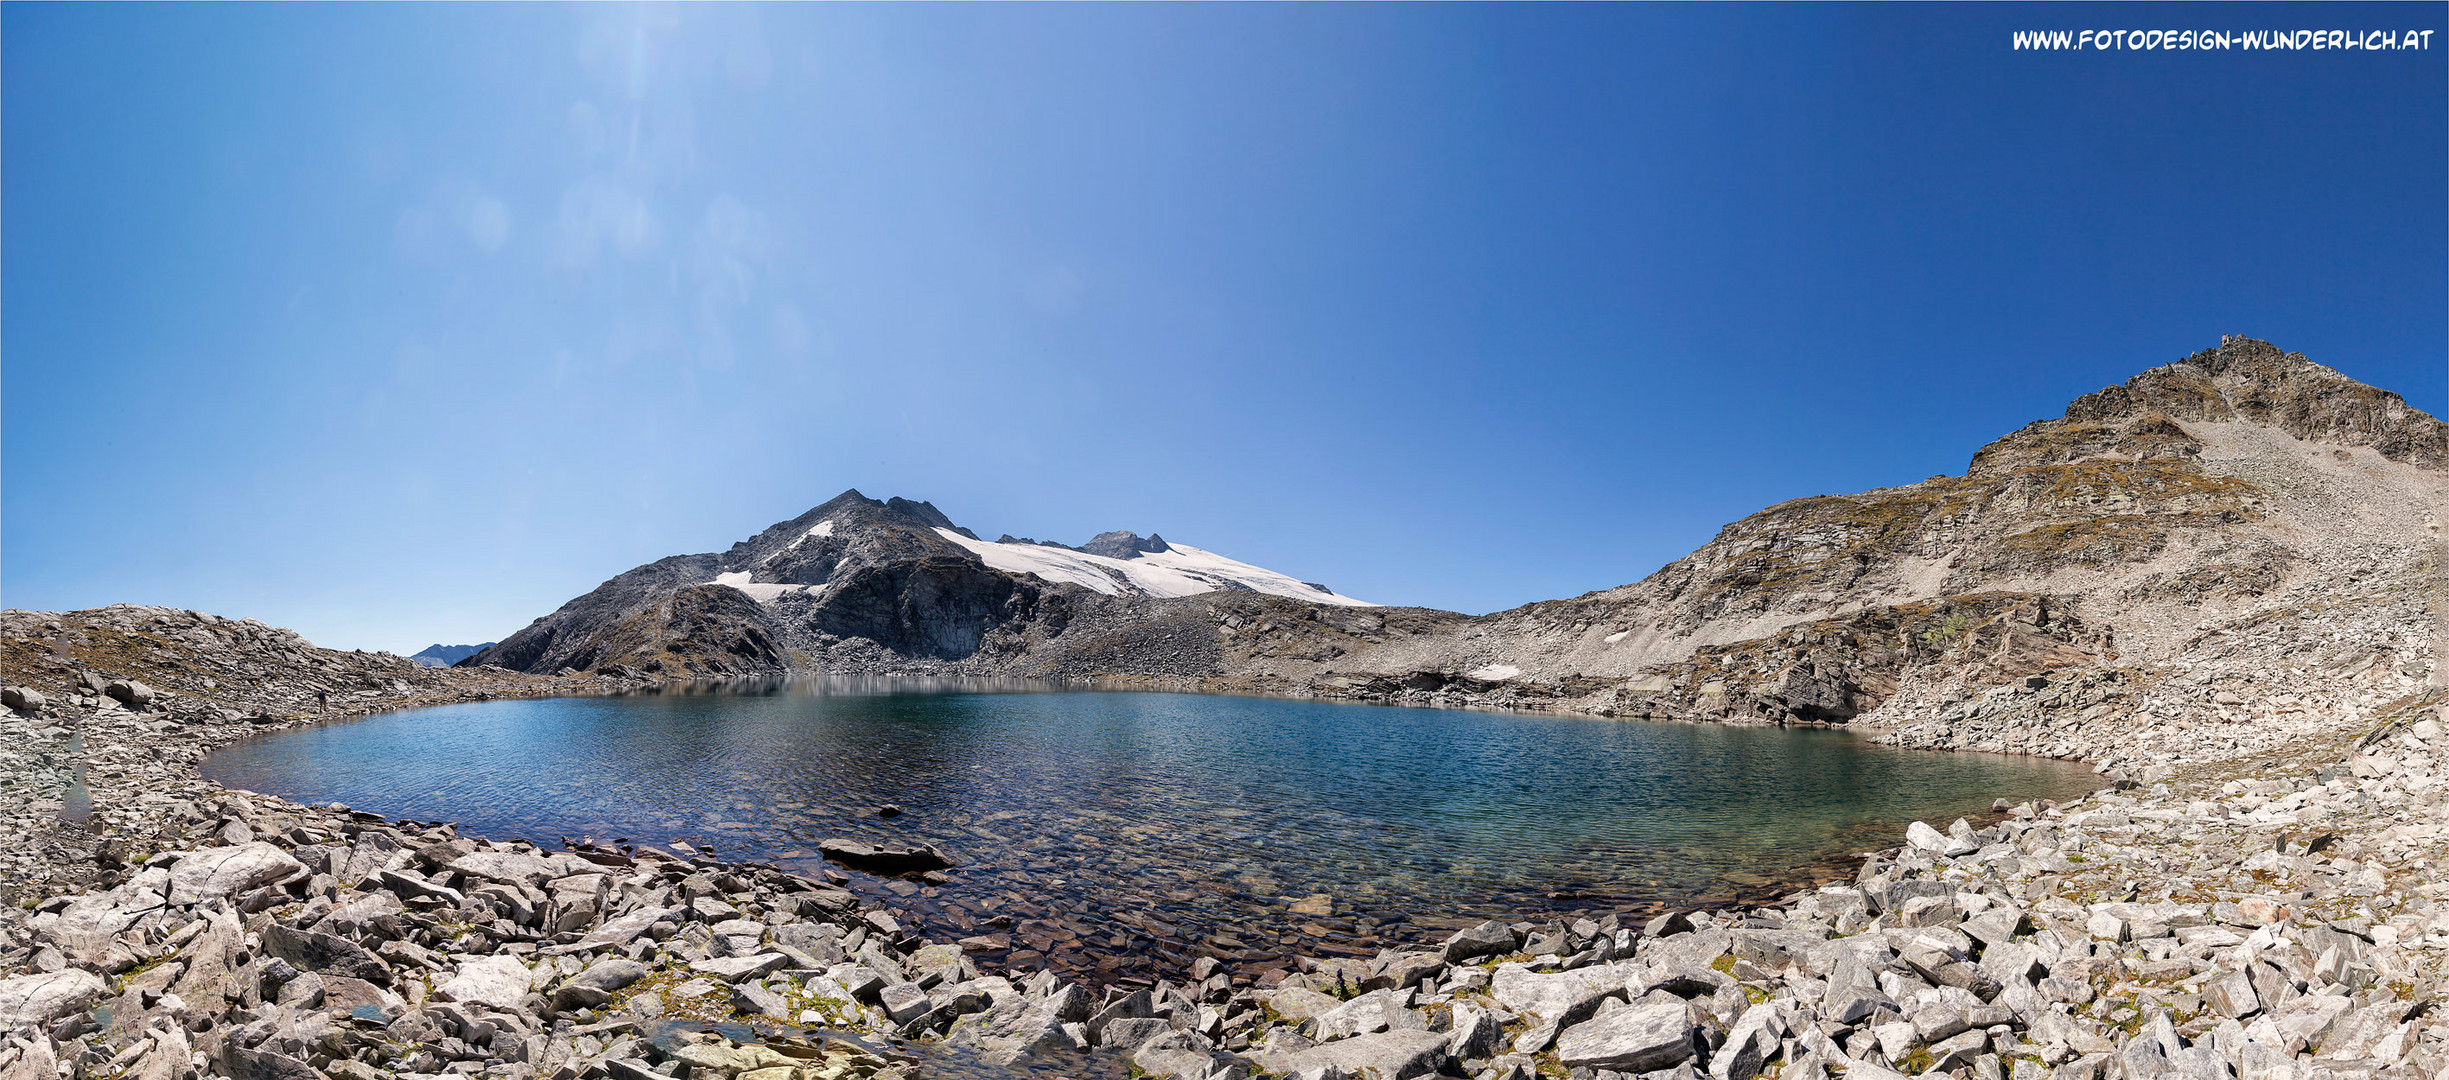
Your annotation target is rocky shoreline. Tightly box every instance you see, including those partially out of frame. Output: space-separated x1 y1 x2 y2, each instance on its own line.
5 604 2449 1080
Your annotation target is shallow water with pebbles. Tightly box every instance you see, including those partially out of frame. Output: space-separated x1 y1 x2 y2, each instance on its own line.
201 678 2098 985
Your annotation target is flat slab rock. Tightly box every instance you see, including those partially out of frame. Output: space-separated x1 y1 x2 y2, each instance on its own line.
166 842 305 904
1491 961 1640 1022
818 838 952 874
1284 1028 1452 1080
692 953 793 983
446 849 586 888
431 955 534 1009
260 924 392 986
1553 1000 1701 1073
0 969 109 1026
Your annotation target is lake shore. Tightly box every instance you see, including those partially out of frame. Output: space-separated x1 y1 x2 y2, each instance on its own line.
3 604 2446 1080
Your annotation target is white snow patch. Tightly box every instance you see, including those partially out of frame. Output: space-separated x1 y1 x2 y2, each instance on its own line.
710 570 822 604
763 519 840 565
931 529 1373 606
1468 664 1521 681
1604 630 1630 644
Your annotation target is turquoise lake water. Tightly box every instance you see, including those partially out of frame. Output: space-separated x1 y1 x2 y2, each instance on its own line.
201 679 2098 984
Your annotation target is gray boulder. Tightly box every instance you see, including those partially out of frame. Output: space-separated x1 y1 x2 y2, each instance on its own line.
880 981 931 1024
1266 987 1344 1022
167 842 307 904
1961 907 2030 945
568 905 679 950
1553 1000 1700 1073
1134 1030 1248 1080
0 969 109 1026
1443 921 1522 964
734 981 792 1019
218 1046 321 1080
1102 1017 1177 1050
569 957 651 994
1709 1003 1786 1080
1284 1028 1451 1080
1089 987 1156 1040
446 850 572 888
2 686 46 711
1823 983 1900 1025
1368 951 1446 991
1490 962 1634 1023
692 953 792 983
261 924 392 985
773 922 847 965
104 679 156 706
553 984 613 1011
1314 988 1419 1040
948 982 1091 1064
1445 1003 1503 1061
375 868 464 906
432 955 535 1008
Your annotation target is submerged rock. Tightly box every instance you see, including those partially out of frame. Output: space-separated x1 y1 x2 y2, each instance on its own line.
819 837 952 875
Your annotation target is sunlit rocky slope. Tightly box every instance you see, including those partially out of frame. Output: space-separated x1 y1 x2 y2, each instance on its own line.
473 336 2447 772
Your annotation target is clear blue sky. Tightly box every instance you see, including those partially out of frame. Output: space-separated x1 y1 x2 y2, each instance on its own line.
5 3 2443 653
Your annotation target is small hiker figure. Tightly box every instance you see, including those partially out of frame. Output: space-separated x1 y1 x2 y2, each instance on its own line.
316 690 329 709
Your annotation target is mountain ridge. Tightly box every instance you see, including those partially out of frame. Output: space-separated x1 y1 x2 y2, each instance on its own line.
466 489 1374 676
470 336 2446 777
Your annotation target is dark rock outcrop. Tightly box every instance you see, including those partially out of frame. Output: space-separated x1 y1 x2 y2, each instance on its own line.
468 491 1002 676
1078 531 1170 559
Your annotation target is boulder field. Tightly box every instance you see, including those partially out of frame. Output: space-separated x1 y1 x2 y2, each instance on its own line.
0 610 2445 1080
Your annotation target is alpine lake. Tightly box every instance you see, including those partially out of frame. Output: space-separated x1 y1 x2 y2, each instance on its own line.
200 679 2100 987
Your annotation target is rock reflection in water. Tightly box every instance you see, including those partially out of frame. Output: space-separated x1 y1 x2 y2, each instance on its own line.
200 679 2098 986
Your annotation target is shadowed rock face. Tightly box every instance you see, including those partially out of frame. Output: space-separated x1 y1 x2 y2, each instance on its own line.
470 339 2448 751
467 491 1013 676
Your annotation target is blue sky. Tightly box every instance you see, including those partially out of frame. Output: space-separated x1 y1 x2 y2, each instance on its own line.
5 3 2443 652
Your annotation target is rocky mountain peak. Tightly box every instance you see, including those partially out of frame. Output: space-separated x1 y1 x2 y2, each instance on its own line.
2058 335 2446 468
1078 531 1170 559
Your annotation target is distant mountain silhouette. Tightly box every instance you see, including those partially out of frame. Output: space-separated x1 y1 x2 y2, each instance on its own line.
410 642 494 668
